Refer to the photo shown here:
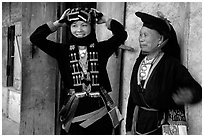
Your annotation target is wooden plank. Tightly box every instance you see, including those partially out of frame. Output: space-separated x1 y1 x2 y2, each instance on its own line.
20 2 58 134
2 27 8 87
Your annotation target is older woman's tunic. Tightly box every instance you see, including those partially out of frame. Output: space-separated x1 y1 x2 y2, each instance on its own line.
126 53 202 134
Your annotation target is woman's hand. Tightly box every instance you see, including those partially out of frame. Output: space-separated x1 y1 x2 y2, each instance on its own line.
54 9 71 27
172 88 193 105
90 8 104 24
96 14 112 29
91 8 110 24
97 15 109 24
47 9 70 32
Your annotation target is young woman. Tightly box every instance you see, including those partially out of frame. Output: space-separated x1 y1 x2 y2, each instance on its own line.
30 8 127 135
126 11 202 135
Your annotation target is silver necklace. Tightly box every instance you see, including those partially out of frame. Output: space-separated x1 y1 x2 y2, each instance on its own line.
139 52 161 81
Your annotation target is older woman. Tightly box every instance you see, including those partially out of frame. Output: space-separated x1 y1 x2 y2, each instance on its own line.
30 8 127 135
126 11 201 135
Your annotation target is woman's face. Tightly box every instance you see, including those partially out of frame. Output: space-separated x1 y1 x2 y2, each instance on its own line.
139 26 162 53
70 20 91 38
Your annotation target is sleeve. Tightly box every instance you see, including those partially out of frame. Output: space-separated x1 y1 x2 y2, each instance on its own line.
30 23 64 59
126 93 136 132
175 63 202 104
97 19 128 59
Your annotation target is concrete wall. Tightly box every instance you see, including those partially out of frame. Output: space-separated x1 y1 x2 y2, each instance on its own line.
96 2 125 108
121 2 202 135
184 3 202 135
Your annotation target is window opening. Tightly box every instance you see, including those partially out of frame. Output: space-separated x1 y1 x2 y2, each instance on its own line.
6 25 15 87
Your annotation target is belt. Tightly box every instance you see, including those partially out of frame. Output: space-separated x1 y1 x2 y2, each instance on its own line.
140 106 159 111
131 106 161 135
72 106 105 123
60 95 79 132
135 127 161 135
61 88 123 131
72 106 108 128
67 89 100 98
60 95 106 132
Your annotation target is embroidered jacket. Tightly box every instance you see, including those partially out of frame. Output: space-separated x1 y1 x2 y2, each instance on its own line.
30 19 127 97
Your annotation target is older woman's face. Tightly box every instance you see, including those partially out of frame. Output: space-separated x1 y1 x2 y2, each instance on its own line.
70 20 91 38
139 26 162 53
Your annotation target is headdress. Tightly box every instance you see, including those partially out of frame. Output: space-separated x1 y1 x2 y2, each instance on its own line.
60 8 103 46
60 8 103 25
136 11 181 61
135 11 171 39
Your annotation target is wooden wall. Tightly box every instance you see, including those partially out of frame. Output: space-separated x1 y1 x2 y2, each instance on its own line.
2 2 22 130
20 3 58 134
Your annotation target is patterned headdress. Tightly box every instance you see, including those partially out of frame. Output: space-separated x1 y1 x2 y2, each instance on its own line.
60 8 103 25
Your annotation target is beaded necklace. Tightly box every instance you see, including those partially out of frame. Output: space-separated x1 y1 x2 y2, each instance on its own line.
78 46 88 74
139 52 162 85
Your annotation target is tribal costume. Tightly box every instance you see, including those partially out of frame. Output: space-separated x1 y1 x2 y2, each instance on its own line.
126 11 202 135
30 8 127 135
